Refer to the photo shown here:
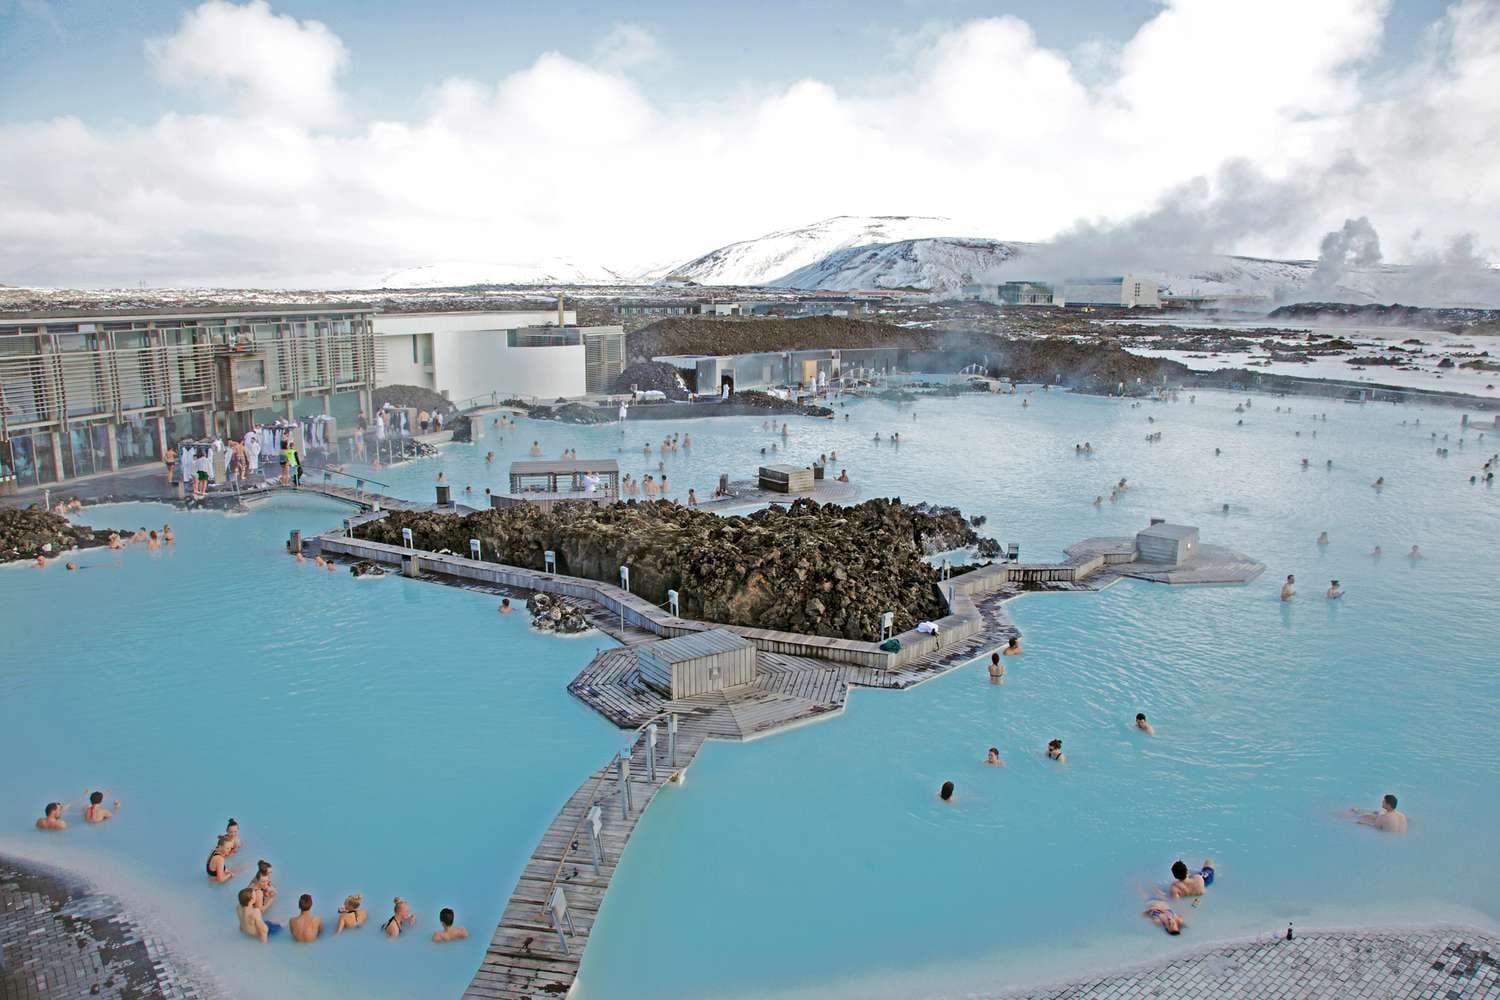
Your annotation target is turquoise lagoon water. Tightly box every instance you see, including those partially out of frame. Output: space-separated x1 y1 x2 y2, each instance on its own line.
4 388 1498 998
1 496 622 999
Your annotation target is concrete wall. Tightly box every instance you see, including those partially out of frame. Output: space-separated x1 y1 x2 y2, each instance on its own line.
379 333 434 390
437 332 586 402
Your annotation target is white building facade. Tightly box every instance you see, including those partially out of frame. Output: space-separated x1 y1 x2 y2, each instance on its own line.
1057 276 1160 308
374 311 627 403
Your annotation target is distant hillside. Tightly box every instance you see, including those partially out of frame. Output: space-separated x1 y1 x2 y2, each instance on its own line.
771 237 1028 292
662 216 958 286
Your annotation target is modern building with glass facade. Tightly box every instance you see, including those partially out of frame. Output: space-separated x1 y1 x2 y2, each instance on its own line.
0 305 376 491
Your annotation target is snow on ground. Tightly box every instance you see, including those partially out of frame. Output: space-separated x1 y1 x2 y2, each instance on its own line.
1111 318 1500 398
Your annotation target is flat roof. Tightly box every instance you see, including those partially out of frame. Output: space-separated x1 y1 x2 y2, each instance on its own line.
1138 523 1198 539
0 304 374 325
509 459 620 475
642 628 754 663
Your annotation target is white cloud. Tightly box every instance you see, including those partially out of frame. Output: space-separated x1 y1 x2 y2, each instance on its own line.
145 0 348 126
0 0 1494 287
592 23 661 71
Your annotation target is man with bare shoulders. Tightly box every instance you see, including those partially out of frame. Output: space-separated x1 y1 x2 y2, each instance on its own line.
289 894 323 942
36 801 71 830
237 888 276 942
431 907 468 943
1352 793 1408 833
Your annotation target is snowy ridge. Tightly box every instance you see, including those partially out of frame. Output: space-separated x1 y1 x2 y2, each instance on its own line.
662 216 958 286
771 238 1029 292
378 258 629 288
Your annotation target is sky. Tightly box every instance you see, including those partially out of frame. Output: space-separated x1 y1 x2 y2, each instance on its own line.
0 0 1495 288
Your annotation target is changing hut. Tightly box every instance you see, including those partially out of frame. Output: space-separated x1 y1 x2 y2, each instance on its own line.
637 628 757 700
1134 520 1199 567
758 464 814 494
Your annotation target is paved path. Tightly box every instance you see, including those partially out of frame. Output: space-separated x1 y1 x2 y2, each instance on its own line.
0 855 217 1000
990 927 1499 1000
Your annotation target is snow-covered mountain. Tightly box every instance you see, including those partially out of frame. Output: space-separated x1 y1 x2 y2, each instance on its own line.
771 237 1029 292
662 216 959 286
377 258 627 288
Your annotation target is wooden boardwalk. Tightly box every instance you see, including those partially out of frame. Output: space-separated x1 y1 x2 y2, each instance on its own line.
249 480 475 516
464 723 709 1000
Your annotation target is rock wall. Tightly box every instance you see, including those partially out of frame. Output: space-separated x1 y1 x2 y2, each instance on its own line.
1 507 120 564
356 498 981 639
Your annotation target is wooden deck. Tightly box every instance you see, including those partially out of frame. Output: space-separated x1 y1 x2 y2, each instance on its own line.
464 724 708 1000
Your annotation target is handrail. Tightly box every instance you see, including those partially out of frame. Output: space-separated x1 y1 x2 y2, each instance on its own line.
319 466 390 490
535 710 673 917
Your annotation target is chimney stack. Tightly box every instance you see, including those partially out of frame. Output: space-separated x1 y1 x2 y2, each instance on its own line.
558 293 565 328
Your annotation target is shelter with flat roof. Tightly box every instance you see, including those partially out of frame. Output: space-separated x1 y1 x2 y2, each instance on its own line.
492 458 619 512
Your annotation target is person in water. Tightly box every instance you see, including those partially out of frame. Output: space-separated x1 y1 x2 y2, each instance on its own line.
939 781 955 802
385 897 417 937
1143 898 1185 935
37 801 71 831
1135 713 1156 736
985 748 1004 767
247 860 278 910
987 652 1005 684
1351 793 1408 833
223 818 242 855
1280 574 1296 601
83 790 119 823
206 835 243 882
1326 580 1343 599
336 895 369 934
1046 739 1067 762
1169 859 1216 898
1002 637 1022 656
1408 545 1423 559
431 907 469 943
1316 531 1329 545
237 888 278 942
499 598 512 614
290 894 323 942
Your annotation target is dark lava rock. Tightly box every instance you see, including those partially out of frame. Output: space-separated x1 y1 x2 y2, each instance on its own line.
612 361 691 399
349 560 386 578
734 390 834 418
449 414 474 443
526 592 592 634
356 497 977 639
372 384 459 415
0 506 121 564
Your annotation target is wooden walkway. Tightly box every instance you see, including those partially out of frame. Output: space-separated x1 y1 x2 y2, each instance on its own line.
464 724 709 1000
249 480 474 516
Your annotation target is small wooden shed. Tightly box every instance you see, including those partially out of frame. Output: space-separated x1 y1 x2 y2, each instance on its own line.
1134 521 1199 566
758 464 814 494
638 628 757 700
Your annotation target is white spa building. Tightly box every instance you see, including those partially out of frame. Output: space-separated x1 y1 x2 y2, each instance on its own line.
374 310 627 403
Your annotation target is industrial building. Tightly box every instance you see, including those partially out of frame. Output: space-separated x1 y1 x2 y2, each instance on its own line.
960 281 1055 305
1057 276 1160 309
374 310 627 402
1 305 376 491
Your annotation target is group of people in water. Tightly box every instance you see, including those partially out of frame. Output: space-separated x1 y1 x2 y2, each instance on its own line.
34 520 174 570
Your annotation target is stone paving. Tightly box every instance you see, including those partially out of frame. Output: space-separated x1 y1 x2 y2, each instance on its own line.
990 927 1500 1000
0 855 218 1000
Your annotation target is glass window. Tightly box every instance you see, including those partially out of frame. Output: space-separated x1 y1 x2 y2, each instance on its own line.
115 416 161 468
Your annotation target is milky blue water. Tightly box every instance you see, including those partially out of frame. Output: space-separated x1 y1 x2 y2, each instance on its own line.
1 496 622 999
4 388 1498 999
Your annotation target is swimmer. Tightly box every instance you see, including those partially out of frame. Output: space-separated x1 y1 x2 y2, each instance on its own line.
499 598 513 614
987 652 1005 684
336 895 368 934
1326 580 1343 599
66 561 78 571
314 555 326 568
1372 477 1384 489
939 781 955 802
985 748 1004 767
36 801 71 831
1317 531 1329 546
1280 574 1296 601
325 559 336 572
83 790 118 823
206 836 243 882
237 888 276 942
1143 898 1184 935
1046 739 1066 763
1093 495 1103 506
1371 546 1382 558
1214 448 1221 456
132 527 149 543
687 488 698 507
1002 637 1022 656
1135 713 1156 736
108 532 125 551
148 530 160 550
1301 458 1309 467
1221 503 1229 514
384 897 417 937
1326 459 1332 469
837 469 849 483
33 554 46 568
1350 793 1408 833
529 441 542 456
224 818 242 855
1169 859 1216 898
295 551 307 565
431 907 469 943
1408 545 1422 559
289 894 323 942
247 860 278 910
